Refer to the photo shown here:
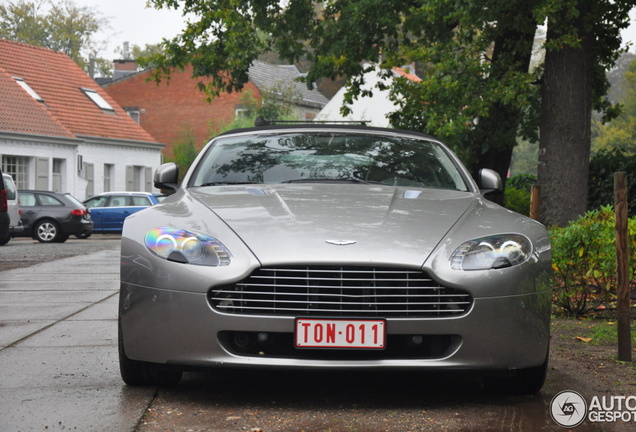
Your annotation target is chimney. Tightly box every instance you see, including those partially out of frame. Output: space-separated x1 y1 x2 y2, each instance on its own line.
113 42 137 79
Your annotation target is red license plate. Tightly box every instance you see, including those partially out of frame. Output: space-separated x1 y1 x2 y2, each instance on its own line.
295 318 386 349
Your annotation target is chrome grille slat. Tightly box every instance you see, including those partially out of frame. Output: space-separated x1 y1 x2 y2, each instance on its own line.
211 298 471 306
215 306 466 313
213 290 470 299
209 266 473 318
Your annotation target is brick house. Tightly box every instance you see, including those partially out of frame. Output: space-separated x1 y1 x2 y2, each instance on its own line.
102 60 329 158
0 39 164 200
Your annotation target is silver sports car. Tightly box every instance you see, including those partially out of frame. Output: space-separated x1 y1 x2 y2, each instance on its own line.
118 123 551 393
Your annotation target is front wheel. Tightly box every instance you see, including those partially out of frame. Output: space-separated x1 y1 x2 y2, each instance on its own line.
0 233 11 245
34 219 63 243
483 354 548 395
118 320 182 386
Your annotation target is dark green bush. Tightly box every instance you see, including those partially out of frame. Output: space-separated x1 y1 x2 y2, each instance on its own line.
550 205 636 316
588 149 636 216
503 174 537 216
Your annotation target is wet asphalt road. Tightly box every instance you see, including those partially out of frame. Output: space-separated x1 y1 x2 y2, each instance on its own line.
0 236 620 431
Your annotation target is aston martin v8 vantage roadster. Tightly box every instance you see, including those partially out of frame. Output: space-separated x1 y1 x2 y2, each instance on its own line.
118 123 551 393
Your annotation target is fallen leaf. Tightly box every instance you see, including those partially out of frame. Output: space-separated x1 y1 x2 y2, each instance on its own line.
576 337 592 343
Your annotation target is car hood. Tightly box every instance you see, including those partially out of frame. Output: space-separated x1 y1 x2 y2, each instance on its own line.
190 184 476 267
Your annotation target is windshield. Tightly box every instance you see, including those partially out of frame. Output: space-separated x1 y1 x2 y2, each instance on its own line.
191 132 469 191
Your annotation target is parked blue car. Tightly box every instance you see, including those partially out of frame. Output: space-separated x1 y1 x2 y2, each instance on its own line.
84 192 162 234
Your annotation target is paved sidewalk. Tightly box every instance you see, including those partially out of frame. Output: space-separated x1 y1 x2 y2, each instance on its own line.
0 249 155 432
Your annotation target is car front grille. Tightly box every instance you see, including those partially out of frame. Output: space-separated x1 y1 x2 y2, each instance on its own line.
209 266 473 318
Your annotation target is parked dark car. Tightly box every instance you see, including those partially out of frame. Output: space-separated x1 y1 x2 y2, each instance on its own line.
83 192 162 234
0 169 9 245
18 190 93 243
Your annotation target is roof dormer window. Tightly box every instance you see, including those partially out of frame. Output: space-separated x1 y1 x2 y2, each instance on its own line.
81 88 115 112
14 77 43 102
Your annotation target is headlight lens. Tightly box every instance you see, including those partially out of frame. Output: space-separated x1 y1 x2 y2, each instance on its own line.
145 228 232 266
450 234 531 270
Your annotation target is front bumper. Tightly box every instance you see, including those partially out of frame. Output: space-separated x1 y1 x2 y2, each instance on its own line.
119 283 551 371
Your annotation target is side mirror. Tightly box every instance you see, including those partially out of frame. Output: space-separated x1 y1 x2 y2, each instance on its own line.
479 168 502 192
154 163 179 193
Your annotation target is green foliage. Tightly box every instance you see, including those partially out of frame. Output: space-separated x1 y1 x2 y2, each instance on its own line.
165 128 198 182
588 149 636 217
145 0 633 224
503 187 531 216
123 43 165 69
503 174 537 216
146 0 543 177
550 206 636 316
594 59 636 154
0 0 111 76
510 139 538 177
212 88 297 136
508 173 537 191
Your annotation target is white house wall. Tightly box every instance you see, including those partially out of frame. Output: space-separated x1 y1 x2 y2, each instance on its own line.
76 139 163 200
1 134 163 201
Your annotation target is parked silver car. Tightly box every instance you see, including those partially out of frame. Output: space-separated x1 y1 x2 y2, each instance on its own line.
0 173 23 245
0 170 9 245
119 124 552 393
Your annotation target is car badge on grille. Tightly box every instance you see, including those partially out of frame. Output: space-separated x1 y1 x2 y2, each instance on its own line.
325 240 356 246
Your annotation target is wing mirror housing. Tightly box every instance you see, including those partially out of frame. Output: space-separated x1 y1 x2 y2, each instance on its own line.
154 163 179 193
479 168 502 193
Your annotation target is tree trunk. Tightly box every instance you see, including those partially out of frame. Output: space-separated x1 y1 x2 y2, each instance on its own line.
538 5 593 227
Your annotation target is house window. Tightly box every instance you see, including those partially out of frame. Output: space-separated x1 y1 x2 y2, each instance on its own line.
13 77 43 102
52 158 64 192
2 155 29 189
235 104 250 118
123 107 140 123
104 164 114 192
81 88 115 112
133 166 143 190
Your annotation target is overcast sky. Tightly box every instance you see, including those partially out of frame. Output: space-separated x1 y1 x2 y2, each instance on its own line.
79 0 187 59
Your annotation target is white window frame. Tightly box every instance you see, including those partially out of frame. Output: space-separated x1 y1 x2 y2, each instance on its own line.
81 88 115 111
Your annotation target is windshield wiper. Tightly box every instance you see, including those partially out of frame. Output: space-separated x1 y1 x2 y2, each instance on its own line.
199 181 256 186
282 177 382 185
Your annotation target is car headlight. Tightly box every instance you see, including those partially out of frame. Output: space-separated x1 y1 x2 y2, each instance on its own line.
450 234 531 270
145 228 232 266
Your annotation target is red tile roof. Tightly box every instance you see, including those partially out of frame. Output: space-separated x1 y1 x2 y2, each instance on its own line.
0 39 159 144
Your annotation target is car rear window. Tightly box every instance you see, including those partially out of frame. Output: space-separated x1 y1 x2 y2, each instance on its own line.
39 194 64 206
63 194 84 208
131 196 152 206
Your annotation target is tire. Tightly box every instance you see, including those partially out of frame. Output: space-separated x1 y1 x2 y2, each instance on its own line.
483 354 548 395
118 319 182 387
34 219 63 243
0 234 10 246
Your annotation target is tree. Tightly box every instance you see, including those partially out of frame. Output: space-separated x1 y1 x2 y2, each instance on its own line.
145 1 633 222
165 128 199 183
146 0 540 187
0 0 111 76
537 0 633 226
594 59 636 154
